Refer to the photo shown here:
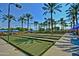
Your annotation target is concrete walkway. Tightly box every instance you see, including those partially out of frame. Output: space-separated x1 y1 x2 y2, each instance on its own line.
0 38 27 56
43 33 77 56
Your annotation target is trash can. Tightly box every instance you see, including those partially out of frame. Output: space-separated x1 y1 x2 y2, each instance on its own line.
71 37 79 45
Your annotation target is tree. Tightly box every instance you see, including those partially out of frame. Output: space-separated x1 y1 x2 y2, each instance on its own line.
34 21 38 31
24 13 33 31
59 18 65 31
18 15 26 30
38 23 44 32
42 3 62 32
53 20 57 31
44 18 51 31
66 8 76 28
70 4 79 35
66 3 79 35
2 14 15 33
42 21 47 31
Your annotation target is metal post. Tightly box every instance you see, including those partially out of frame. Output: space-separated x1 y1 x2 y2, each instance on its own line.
8 3 10 42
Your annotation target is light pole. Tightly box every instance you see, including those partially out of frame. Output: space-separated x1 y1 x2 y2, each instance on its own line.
7 3 22 42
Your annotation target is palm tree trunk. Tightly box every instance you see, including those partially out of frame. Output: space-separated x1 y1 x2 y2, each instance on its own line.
54 23 56 31
21 20 24 31
48 22 50 31
50 10 53 32
27 19 29 31
64 25 66 32
71 22 72 29
63 25 64 31
36 25 37 31
45 24 47 31
61 25 63 31
39 25 40 31
75 14 78 35
44 25 46 31
61 22 64 31
36 24 38 31
35 25 37 31
46 24 47 31
72 20 75 28
72 16 76 33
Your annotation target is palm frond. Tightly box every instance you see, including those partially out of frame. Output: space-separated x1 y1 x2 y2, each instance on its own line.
54 4 62 9
66 14 71 17
18 15 27 23
42 7 48 10
43 3 49 7
65 3 70 6
2 14 15 21
25 13 33 19
43 11 48 15
53 11 56 14
55 8 62 12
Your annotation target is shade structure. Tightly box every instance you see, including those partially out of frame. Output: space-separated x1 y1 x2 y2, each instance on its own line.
70 24 79 30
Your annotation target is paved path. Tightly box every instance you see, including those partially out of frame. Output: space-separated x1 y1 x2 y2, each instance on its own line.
43 33 78 56
0 38 27 56
18 34 62 42
21 36 59 42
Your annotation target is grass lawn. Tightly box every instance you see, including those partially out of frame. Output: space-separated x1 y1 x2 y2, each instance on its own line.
16 33 63 40
2 36 55 56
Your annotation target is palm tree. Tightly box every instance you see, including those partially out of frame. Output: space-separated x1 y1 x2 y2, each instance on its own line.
44 20 48 31
44 18 51 31
3 14 15 33
42 21 47 31
59 18 65 31
66 3 79 35
53 20 57 31
18 15 27 30
42 3 62 32
24 13 33 31
71 4 79 35
66 3 79 24
34 21 38 31
66 8 76 29
38 23 43 32
64 22 68 32
70 21 73 29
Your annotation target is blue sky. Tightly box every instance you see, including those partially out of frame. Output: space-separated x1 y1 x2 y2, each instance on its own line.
0 3 70 29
